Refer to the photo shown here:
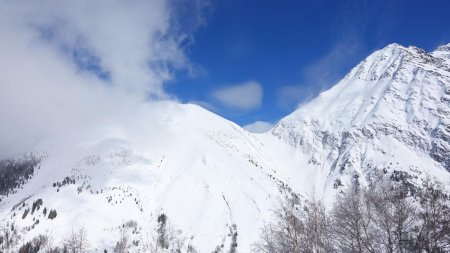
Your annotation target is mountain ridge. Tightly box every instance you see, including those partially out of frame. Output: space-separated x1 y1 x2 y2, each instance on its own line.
272 43 450 172
1 43 450 252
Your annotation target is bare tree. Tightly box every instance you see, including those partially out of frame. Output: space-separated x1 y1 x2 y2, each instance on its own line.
0 222 20 251
302 195 334 252
114 229 129 253
252 196 304 253
366 177 416 253
331 187 377 253
413 177 450 252
252 194 334 253
253 175 450 253
64 227 90 253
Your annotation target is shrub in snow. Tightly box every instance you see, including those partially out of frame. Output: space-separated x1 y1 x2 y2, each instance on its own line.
48 209 57 220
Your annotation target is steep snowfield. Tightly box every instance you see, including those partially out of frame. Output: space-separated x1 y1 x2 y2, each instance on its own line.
1 43 450 252
271 43 450 197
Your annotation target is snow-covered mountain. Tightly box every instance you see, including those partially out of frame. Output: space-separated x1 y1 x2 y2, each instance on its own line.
1 43 450 252
272 43 450 192
0 102 297 252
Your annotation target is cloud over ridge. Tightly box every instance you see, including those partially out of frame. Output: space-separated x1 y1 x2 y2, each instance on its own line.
0 0 209 159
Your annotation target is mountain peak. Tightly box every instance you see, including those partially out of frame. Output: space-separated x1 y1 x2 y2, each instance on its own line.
432 43 450 63
273 42 450 171
384 42 406 50
344 43 442 82
434 42 450 52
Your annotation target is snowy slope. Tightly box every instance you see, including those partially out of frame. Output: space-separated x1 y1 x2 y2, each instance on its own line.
0 102 298 252
1 43 450 252
271 43 450 198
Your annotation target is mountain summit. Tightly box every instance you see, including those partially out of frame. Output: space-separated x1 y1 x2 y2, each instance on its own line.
1 43 450 252
273 43 450 175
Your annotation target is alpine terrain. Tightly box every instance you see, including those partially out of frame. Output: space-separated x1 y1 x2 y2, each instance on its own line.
1 43 450 252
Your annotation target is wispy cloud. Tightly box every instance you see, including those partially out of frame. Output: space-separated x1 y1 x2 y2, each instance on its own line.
211 81 263 111
301 0 398 102
277 85 315 109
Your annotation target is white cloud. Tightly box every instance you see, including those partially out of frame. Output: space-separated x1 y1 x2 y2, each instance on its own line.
0 0 208 159
243 121 274 133
277 85 315 109
10 0 190 95
212 81 263 111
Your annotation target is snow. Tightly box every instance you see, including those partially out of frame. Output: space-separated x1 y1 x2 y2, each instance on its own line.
0 102 291 251
271 42 450 200
1 42 450 251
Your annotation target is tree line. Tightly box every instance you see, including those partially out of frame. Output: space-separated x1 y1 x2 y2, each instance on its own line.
5 174 450 252
253 175 450 253
12 214 199 253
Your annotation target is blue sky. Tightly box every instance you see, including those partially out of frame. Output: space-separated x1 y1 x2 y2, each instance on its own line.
2 0 450 156
167 0 450 129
